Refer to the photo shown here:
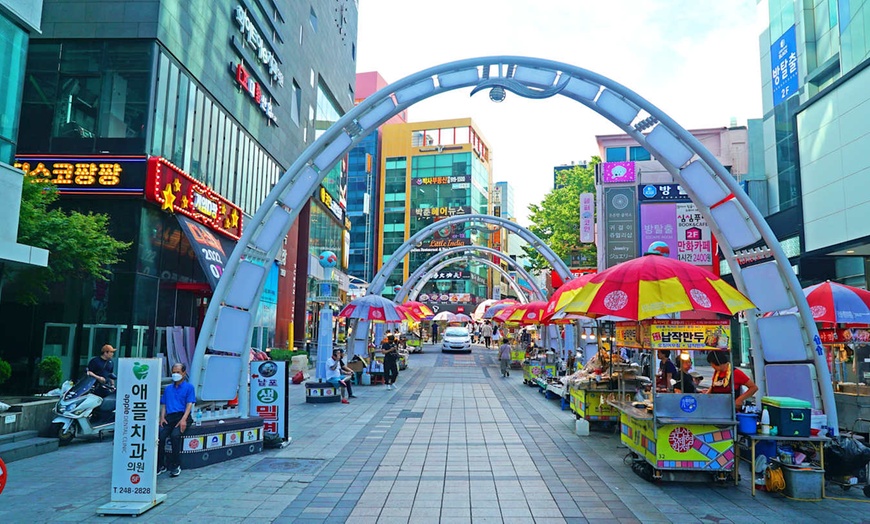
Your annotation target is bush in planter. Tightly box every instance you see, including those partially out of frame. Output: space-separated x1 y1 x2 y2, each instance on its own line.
0 358 10 385
38 356 63 388
269 349 308 361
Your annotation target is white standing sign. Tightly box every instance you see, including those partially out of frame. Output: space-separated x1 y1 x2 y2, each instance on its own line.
250 360 289 440
98 358 166 516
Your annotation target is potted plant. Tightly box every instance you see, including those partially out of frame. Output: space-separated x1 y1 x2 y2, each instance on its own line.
0 358 11 386
37 356 63 390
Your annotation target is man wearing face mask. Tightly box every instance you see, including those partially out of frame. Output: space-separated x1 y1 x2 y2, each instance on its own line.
157 363 196 477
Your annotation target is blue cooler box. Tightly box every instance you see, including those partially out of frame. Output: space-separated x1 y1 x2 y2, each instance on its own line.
762 396 811 437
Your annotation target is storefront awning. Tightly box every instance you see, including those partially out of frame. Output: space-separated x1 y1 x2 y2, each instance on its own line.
176 215 237 291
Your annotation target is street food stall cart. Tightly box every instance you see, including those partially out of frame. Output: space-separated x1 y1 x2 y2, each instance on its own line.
566 326 643 425
609 319 739 483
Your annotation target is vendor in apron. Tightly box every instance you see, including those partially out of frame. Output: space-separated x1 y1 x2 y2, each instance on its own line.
706 350 759 408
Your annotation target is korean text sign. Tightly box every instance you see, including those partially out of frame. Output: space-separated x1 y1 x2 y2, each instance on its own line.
110 358 161 504
250 360 289 440
771 25 798 107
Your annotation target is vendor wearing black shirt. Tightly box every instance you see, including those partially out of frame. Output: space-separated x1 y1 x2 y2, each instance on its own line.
673 355 696 393
656 350 678 392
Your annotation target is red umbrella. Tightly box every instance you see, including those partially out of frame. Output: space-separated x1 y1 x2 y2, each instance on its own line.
802 281 870 325
493 304 520 323
338 295 403 322
400 301 434 321
507 301 549 325
562 253 755 320
543 274 595 322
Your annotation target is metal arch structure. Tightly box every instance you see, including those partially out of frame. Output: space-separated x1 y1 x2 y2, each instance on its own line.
367 214 572 295
194 56 836 430
395 245 545 302
405 256 534 305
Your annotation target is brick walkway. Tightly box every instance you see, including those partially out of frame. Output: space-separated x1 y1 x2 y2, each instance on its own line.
1 344 867 523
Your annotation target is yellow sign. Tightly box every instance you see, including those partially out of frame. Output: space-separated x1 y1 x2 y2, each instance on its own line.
648 320 729 350
615 324 643 347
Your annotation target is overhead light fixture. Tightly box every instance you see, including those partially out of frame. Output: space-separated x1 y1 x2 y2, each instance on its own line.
846 250 855 254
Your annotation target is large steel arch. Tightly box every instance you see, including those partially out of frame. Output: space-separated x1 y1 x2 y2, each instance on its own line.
368 214 572 295
195 56 835 430
405 256 534 305
395 245 544 302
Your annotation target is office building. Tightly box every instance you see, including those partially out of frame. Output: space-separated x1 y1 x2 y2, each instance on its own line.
377 118 493 312
756 1 870 290
1 0 358 384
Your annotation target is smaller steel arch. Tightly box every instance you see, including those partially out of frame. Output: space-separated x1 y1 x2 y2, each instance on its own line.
395 245 544 303
406 256 532 305
368 214 572 295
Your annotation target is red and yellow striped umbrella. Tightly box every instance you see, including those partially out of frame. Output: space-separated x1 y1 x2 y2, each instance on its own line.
561 254 755 320
543 274 596 323
507 301 549 325
400 301 434 320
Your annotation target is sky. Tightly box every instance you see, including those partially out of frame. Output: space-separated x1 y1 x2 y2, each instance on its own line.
355 0 763 226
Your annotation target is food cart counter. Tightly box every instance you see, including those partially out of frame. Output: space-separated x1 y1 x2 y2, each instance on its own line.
522 359 556 385
568 382 635 423
611 392 737 483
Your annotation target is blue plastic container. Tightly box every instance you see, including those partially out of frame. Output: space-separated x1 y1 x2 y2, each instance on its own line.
736 412 758 434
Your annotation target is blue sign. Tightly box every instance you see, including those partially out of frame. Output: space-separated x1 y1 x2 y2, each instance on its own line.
771 25 799 107
679 395 698 413
639 183 691 203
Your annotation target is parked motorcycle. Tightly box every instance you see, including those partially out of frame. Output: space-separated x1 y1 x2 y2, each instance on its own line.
52 376 116 445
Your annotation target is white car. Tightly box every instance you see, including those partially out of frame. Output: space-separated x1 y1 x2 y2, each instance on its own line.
441 327 472 353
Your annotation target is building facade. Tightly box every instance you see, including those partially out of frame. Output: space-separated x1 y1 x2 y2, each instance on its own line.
346 72 408 286
376 118 493 312
757 0 870 290
2 0 358 388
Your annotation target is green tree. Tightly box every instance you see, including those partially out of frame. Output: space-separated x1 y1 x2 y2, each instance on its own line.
523 159 599 275
3 178 131 305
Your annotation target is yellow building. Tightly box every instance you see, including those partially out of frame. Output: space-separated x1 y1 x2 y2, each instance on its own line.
376 118 494 312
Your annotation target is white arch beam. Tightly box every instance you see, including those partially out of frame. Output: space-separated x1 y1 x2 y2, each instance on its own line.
194 56 835 431
406 256 533 306
395 245 544 303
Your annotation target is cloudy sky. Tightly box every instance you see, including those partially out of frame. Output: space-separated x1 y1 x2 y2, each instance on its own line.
355 0 763 225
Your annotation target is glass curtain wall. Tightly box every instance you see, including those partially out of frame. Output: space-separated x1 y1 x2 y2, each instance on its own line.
0 14 29 162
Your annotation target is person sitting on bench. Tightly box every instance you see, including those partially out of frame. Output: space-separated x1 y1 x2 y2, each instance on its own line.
326 348 351 404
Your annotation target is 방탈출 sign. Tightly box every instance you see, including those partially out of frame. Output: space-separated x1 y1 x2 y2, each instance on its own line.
99 358 165 515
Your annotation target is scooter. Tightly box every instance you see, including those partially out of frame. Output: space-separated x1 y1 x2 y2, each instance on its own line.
52 375 116 446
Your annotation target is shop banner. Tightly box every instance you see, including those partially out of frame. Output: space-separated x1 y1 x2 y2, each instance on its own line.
14 155 147 195
601 161 636 184
580 193 595 243
176 215 237 290
603 187 638 268
771 25 799 107
648 320 730 350
640 204 678 257
412 205 471 220
250 360 289 439
615 323 643 347
107 358 162 505
676 203 713 266
417 292 473 304
639 183 691 203
819 328 870 344
615 320 729 350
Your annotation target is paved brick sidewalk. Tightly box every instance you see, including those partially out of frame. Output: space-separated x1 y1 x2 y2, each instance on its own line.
0 344 867 523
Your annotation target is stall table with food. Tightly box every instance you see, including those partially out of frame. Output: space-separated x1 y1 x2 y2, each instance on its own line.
609 320 739 483
566 352 641 425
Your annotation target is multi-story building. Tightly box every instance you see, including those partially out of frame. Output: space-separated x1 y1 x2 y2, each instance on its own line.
756 1 870 290
0 0 49 294
1 0 357 385
346 72 407 286
376 118 493 313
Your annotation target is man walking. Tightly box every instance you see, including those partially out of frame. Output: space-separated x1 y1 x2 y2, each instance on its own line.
498 337 512 377
481 322 493 349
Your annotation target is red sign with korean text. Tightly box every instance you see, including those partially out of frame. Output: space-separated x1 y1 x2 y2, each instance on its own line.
145 157 243 240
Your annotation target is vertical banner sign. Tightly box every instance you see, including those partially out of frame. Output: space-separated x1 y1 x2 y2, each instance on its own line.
603 187 638 268
640 204 678 257
580 193 595 243
676 203 713 266
100 358 165 515
250 360 289 440
771 25 798 107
